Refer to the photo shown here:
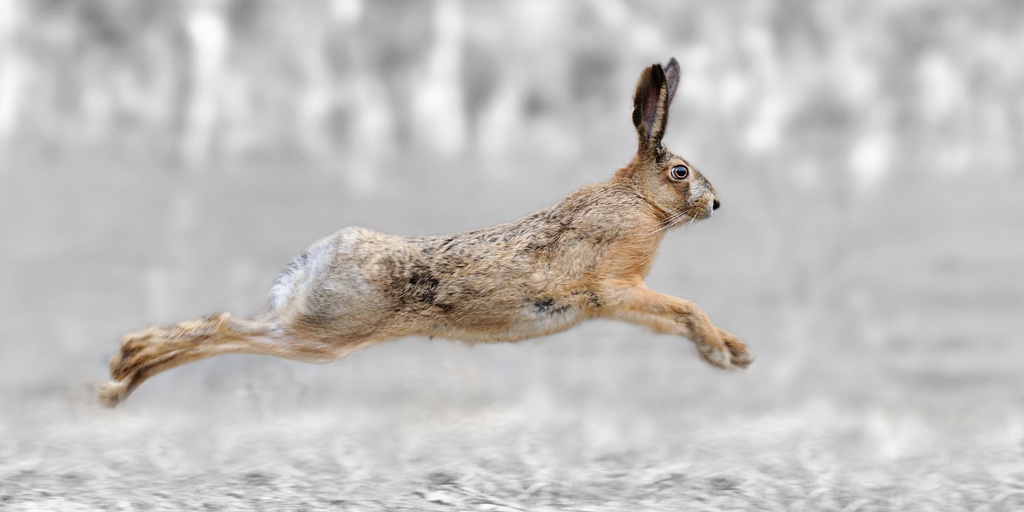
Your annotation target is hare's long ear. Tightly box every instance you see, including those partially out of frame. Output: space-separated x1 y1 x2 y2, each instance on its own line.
632 58 681 153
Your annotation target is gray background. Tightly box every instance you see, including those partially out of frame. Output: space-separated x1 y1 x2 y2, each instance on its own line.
1 0 1022 510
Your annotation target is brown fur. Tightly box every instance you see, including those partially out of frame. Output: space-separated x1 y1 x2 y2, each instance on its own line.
98 58 753 408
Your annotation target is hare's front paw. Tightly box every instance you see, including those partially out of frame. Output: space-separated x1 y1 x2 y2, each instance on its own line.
697 329 753 369
718 328 754 369
697 342 733 369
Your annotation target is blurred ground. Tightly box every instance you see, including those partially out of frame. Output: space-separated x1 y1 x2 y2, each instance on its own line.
1 154 1022 511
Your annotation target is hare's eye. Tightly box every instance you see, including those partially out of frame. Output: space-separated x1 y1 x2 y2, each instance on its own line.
669 165 689 180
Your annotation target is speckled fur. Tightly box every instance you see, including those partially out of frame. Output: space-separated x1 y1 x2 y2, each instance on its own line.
98 58 753 408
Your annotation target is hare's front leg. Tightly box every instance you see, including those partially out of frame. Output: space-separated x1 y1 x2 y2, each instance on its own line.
607 285 753 369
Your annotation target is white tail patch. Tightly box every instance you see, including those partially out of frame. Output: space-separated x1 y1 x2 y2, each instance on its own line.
268 233 350 312
269 252 309 313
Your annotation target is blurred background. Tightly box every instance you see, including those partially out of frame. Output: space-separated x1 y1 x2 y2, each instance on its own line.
1 0 1023 509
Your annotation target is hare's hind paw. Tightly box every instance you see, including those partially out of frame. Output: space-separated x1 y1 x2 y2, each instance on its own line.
97 380 130 408
109 331 154 381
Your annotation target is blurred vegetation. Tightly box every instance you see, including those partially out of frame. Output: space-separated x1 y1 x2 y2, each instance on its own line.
0 0 1021 185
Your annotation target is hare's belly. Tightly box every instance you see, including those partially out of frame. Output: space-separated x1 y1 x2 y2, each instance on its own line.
510 301 586 338
431 301 586 343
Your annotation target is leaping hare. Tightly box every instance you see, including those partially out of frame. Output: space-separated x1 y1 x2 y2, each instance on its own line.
98 58 753 407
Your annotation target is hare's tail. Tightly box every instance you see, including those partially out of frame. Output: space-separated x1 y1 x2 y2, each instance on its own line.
98 312 289 408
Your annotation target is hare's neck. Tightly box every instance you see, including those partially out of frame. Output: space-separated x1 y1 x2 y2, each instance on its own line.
550 180 667 278
610 167 674 223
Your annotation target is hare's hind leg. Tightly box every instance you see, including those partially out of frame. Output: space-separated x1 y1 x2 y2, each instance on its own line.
98 312 344 407
607 286 754 369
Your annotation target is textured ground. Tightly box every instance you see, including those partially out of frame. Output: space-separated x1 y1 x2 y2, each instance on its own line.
3 378 1024 511
1 157 1022 511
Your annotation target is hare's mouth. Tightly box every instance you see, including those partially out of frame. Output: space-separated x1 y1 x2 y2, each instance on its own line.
694 198 719 220
703 204 716 219
688 203 714 221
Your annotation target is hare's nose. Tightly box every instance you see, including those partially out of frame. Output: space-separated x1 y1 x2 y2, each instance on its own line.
712 199 721 210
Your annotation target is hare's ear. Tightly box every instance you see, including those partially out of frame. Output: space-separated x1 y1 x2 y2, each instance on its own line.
663 57 681 107
632 58 680 152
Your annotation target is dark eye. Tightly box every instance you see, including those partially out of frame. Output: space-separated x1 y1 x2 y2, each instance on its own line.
670 165 689 180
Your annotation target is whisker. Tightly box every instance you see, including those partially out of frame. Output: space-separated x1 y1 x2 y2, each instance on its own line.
646 208 692 237
645 214 681 236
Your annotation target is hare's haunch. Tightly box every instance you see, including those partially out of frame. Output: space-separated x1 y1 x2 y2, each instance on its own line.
98 58 753 408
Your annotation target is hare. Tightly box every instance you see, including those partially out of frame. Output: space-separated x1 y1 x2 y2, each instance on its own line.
98 58 753 408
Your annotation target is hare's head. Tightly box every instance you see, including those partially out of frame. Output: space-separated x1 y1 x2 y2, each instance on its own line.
627 58 719 227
